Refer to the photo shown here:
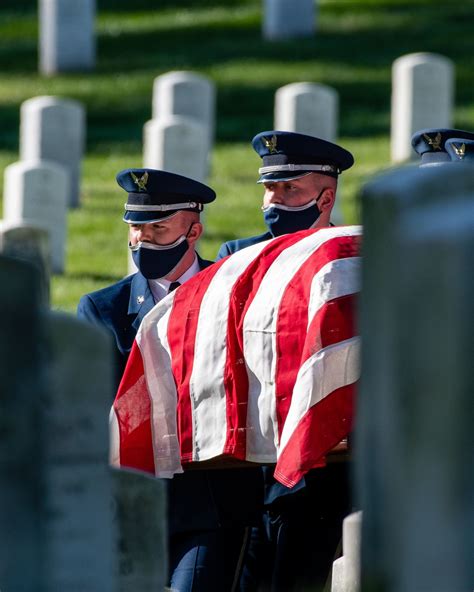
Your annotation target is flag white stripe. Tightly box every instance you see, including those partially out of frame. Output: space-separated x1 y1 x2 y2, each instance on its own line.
190 240 270 460
307 256 361 329
109 406 121 467
278 336 361 454
137 292 183 477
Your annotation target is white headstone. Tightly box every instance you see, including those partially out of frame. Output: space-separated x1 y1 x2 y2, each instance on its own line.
342 511 362 592
331 556 345 592
331 512 362 592
143 115 209 183
263 0 316 40
390 52 454 163
39 0 96 74
0 220 51 304
152 70 215 148
275 82 338 141
3 160 68 274
274 81 344 224
20 95 85 208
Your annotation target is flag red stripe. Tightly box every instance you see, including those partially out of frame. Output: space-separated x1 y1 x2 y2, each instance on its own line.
274 382 355 488
303 293 357 361
114 342 155 474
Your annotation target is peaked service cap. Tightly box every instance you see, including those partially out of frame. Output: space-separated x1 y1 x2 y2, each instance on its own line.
445 138 474 162
252 130 354 183
117 168 216 224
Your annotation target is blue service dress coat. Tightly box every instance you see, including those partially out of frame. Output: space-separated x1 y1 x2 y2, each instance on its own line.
77 256 262 537
216 231 272 260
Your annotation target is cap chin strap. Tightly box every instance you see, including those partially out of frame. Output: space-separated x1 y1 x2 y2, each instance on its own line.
259 163 339 174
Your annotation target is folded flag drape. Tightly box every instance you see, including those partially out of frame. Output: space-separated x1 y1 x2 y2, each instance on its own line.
110 226 362 487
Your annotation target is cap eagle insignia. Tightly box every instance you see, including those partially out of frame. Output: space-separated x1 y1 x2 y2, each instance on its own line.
263 134 278 154
451 142 466 159
423 132 442 151
131 171 149 191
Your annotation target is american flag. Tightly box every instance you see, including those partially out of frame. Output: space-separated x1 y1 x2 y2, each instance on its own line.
110 226 362 487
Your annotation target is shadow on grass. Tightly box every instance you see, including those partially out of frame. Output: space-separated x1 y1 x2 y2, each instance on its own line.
99 0 256 10
0 1 473 150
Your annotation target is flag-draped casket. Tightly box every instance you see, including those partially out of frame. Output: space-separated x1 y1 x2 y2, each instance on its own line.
110 225 362 487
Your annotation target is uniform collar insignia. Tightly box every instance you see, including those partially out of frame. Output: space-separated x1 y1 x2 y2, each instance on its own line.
263 134 278 154
131 171 149 191
423 132 442 151
137 295 145 304
451 142 465 159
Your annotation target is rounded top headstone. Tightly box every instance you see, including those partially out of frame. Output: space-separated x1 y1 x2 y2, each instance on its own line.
276 81 337 99
155 70 211 83
5 158 69 178
21 95 84 114
393 52 454 70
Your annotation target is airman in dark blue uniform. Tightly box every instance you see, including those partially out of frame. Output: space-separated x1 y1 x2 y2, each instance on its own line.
216 131 355 592
217 130 353 259
78 168 261 592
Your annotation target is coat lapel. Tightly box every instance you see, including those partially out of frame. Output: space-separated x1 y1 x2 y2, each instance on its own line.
128 257 212 332
129 273 155 332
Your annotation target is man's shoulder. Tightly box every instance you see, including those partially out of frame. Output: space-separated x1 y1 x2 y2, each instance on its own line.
197 254 214 270
216 232 272 260
77 274 136 319
81 274 134 304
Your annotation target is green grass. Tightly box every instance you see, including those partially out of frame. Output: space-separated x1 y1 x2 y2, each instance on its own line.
0 0 473 311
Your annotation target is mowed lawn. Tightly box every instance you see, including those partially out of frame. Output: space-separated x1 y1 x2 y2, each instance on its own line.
0 0 473 311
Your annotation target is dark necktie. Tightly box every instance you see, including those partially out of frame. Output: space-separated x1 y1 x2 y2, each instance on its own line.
168 281 181 294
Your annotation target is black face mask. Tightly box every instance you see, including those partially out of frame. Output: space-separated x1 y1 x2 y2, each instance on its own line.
130 235 189 280
262 198 321 237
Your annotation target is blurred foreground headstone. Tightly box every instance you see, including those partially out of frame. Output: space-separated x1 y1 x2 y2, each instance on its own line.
112 469 167 591
0 221 51 303
356 163 474 591
0 257 44 591
0 261 168 590
42 313 116 591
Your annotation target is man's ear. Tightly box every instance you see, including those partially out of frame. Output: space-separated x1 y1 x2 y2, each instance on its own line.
318 187 336 212
187 221 203 244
